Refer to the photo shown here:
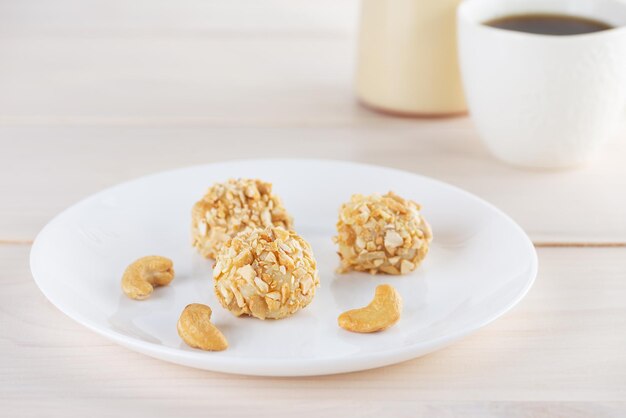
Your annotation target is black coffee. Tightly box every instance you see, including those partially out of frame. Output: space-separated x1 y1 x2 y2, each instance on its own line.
484 13 613 35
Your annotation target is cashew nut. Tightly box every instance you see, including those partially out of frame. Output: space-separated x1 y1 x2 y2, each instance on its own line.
177 303 228 351
338 284 402 333
121 256 175 300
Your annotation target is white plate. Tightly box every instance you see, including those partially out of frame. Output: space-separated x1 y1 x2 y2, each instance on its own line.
31 159 537 376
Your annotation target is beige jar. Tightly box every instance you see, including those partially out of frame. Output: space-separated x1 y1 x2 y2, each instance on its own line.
356 0 466 116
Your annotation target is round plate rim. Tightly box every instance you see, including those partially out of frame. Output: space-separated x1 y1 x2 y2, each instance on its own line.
30 158 538 376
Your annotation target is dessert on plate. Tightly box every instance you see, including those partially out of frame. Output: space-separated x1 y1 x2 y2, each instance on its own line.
334 192 432 275
213 226 319 320
191 178 293 258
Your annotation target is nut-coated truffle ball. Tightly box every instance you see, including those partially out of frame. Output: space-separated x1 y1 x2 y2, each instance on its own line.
334 192 432 275
213 227 319 320
192 178 293 259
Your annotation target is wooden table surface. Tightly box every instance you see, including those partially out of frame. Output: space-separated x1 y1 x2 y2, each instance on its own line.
1 1 625 417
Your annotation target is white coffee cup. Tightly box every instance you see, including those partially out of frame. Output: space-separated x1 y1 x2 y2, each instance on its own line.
457 0 626 169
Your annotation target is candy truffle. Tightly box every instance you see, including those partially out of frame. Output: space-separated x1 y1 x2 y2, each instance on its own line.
213 227 319 320
192 178 293 259
334 192 432 275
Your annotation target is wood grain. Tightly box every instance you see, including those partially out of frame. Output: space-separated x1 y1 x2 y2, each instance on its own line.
2 245 625 417
1 1 625 415
534 242 626 248
0 1 624 244
0 36 355 126
0 0 358 37
1 125 625 243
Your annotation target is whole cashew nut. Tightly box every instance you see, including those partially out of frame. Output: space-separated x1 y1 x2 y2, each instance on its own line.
177 303 228 351
338 284 402 333
121 256 175 300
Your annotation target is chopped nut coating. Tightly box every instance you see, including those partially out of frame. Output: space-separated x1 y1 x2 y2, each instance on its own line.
192 178 294 259
213 226 320 320
334 192 432 275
